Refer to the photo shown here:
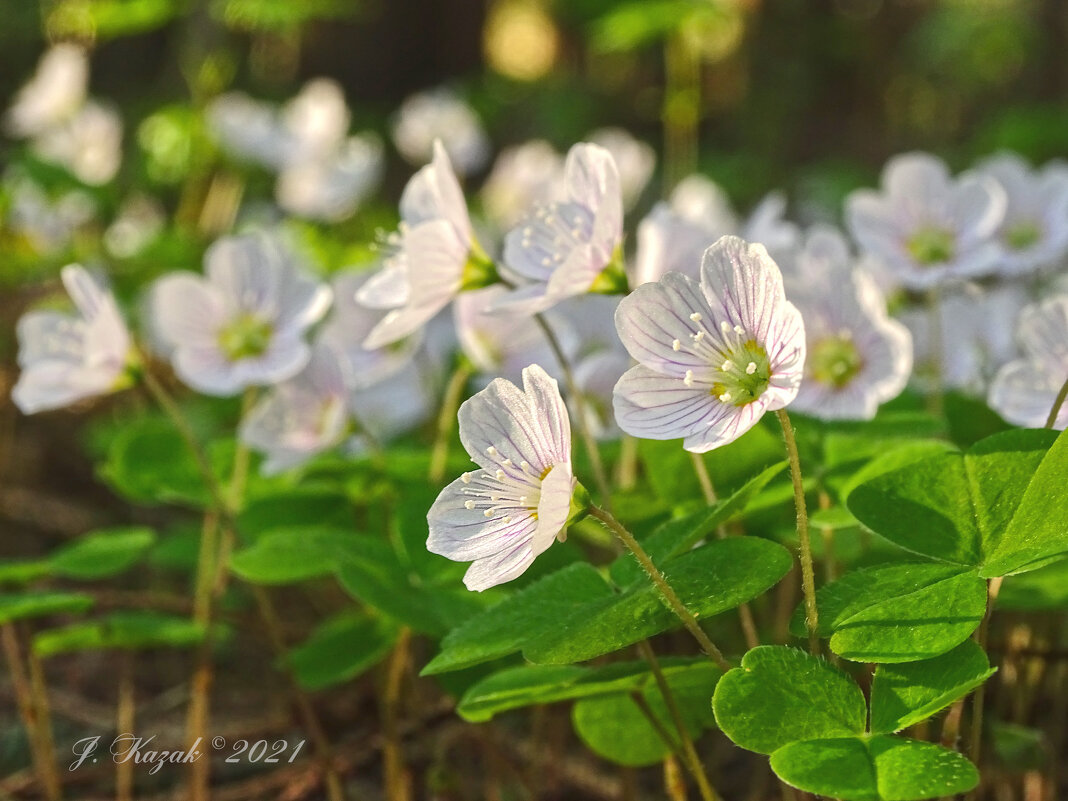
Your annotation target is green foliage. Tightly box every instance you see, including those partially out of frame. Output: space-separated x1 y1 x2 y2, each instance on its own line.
33 612 206 657
457 657 720 723
50 527 157 580
230 526 354 584
714 646 982 799
286 612 399 691
572 661 720 766
0 591 95 624
848 429 1068 578
792 563 988 663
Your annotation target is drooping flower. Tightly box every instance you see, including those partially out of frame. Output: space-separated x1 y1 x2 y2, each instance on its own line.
357 140 487 349
969 153 1068 277
13 265 134 414
785 229 912 420
495 143 625 314
588 127 655 210
427 364 576 591
631 175 799 287
317 269 421 388
480 139 566 230
845 152 1006 289
239 342 351 474
392 87 490 176
148 233 332 396
988 295 1068 430
614 235 806 452
4 44 88 138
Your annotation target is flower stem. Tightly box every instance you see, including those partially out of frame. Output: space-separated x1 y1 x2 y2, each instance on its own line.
429 362 473 484
587 504 731 672
1045 373 1068 429
926 287 945 419
533 312 614 511
775 410 820 655
966 575 1004 800
637 640 721 801
689 453 760 650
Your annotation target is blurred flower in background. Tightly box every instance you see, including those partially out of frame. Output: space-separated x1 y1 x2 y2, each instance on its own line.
392 87 490 176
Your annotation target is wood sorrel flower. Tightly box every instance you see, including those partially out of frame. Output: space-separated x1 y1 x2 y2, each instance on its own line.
239 342 351 474
4 44 88 138
494 143 626 314
427 364 577 591
988 295 1068 430
846 152 1006 290
13 265 133 414
787 228 912 420
613 235 806 452
969 153 1068 277
358 140 489 349
148 233 331 396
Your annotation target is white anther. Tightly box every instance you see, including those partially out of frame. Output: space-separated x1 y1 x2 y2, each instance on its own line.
495 469 506 480
734 325 745 335
689 312 702 322
720 392 733 402
721 359 734 371
464 500 475 510
519 496 528 505
486 446 498 457
501 458 513 467
484 509 494 518
502 516 512 524
693 331 705 342
520 460 532 472
684 370 694 387
461 472 471 484
672 339 681 351
746 362 757 375
720 320 732 333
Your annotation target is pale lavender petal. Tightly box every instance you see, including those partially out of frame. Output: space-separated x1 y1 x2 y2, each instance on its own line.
148 273 224 349
615 272 715 377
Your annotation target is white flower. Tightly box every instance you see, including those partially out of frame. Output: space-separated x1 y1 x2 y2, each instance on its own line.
899 283 1028 394
104 195 165 258
846 152 1006 289
988 295 1068 430
786 230 912 420
275 133 383 222
357 141 482 348
427 364 575 591
614 236 806 452
13 265 133 414
5 170 96 255
349 350 440 447
495 143 625 314
318 269 420 388
631 175 799 287
392 87 490 176
969 153 1068 276
32 100 123 185
207 92 290 169
279 78 351 163
148 233 332 396
454 285 572 386
4 44 88 138
589 127 655 209
480 139 566 230
239 342 351 474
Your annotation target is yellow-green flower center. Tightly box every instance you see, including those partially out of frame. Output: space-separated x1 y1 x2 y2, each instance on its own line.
907 227 955 265
709 339 772 407
810 334 863 389
218 314 273 361
1005 222 1040 251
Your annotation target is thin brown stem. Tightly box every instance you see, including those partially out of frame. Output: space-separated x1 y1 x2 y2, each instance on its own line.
25 636 62 801
775 410 819 655
116 654 135 801
638 640 721 801
2 624 61 801
690 453 760 650
588 504 731 672
533 313 613 510
966 576 1004 799
429 363 473 484
1045 374 1068 429
251 587 346 801
382 627 413 801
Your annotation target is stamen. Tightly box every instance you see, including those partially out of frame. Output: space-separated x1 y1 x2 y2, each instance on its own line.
502 516 512 524
684 370 694 387
484 509 493 518
734 325 745 335
461 472 471 484
746 362 757 375
720 321 732 334
501 458 513 467
672 338 681 351
464 500 475 510
693 331 705 342
495 469 506 480
486 446 498 457
690 312 703 322
722 360 734 371
720 392 732 402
